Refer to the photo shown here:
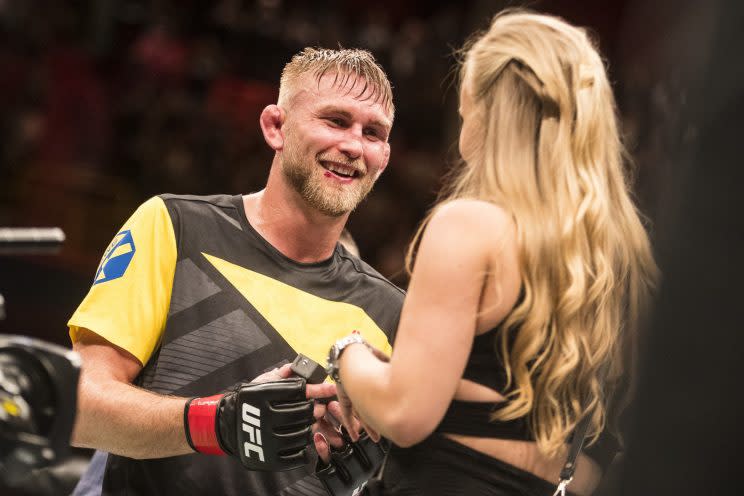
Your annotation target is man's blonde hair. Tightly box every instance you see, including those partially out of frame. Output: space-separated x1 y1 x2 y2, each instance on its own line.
278 47 394 118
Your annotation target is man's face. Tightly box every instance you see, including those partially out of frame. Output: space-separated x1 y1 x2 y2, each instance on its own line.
280 72 393 217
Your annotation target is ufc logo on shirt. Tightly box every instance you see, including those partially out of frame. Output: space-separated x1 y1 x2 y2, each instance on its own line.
242 403 264 462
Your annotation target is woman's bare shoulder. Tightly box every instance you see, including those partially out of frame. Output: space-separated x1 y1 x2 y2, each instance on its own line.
429 198 515 241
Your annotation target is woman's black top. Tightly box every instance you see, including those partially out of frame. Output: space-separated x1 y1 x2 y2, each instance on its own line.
435 325 620 471
378 324 620 495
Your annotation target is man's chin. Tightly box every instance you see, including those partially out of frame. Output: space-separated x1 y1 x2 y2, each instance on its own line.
294 173 374 217
309 196 361 217
309 196 357 217
303 185 363 216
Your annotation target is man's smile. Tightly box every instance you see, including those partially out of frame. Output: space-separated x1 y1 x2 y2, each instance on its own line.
319 160 362 181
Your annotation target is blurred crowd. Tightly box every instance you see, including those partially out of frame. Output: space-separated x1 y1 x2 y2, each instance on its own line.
0 0 469 284
0 0 697 342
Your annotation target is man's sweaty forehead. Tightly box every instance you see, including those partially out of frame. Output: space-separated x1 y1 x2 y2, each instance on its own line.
287 71 393 118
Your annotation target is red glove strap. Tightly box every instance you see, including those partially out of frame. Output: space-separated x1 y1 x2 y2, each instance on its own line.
187 394 225 455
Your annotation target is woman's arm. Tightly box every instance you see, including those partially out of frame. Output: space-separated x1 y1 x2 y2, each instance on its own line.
338 200 516 447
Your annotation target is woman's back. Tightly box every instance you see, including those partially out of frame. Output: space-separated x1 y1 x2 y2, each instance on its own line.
382 199 604 495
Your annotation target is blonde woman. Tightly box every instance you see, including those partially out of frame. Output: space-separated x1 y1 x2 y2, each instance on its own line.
324 10 658 496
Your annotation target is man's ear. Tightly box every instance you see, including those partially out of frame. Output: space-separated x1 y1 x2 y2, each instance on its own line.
260 104 285 151
375 142 391 179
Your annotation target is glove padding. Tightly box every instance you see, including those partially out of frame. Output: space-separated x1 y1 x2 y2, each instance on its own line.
316 429 388 496
185 377 314 471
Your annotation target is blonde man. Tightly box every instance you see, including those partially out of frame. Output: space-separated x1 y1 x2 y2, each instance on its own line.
68 48 403 496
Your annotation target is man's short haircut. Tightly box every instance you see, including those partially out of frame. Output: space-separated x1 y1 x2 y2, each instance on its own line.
278 47 394 118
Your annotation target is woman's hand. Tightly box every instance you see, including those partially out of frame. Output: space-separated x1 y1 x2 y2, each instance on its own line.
335 381 361 440
336 343 389 442
338 383 382 443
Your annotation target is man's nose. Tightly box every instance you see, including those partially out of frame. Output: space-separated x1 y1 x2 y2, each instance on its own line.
338 129 363 159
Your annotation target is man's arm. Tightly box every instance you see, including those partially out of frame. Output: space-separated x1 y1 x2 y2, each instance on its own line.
71 328 344 464
70 328 190 459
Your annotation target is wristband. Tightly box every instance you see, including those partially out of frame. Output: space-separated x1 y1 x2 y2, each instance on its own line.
185 394 225 455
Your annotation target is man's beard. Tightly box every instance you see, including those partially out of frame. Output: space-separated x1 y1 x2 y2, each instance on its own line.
281 144 376 217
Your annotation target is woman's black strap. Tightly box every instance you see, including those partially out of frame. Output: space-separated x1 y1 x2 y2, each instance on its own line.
560 414 591 481
553 414 592 495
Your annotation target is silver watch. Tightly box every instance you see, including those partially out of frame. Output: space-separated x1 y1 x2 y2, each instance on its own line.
326 333 368 383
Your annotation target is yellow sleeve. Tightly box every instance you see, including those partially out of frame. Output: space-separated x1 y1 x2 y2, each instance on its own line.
68 196 177 366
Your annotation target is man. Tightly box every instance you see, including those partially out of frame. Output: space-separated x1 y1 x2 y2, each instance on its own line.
68 47 404 496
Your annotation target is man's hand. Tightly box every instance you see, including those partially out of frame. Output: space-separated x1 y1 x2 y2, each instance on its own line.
184 363 347 471
315 422 389 496
260 364 345 464
313 400 350 464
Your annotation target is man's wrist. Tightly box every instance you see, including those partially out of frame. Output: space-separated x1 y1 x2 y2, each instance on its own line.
184 394 225 455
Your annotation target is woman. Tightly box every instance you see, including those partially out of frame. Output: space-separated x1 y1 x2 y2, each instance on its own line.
324 10 658 496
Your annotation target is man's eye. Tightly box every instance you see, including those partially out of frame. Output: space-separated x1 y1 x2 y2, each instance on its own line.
327 117 345 127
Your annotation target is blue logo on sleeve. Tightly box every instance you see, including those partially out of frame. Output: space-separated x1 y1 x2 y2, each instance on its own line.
93 230 136 285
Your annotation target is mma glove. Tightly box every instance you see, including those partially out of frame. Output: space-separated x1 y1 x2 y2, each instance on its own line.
316 428 389 496
184 377 314 471
289 352 390 495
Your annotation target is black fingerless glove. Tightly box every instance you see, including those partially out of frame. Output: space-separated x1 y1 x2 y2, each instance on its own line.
184 378 314 471
316 429 389 496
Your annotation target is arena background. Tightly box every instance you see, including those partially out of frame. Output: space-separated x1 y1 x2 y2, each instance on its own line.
0 0 681 341
1 1 742 495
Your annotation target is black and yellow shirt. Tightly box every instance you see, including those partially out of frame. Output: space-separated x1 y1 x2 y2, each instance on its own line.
68 194 404 496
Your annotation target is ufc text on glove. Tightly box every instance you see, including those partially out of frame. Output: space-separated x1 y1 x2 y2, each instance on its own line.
184 377 315 471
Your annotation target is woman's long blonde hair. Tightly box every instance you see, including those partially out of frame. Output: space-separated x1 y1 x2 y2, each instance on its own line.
408 10 658 457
